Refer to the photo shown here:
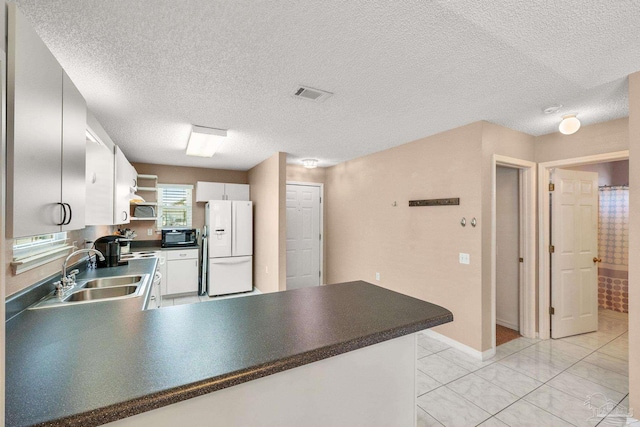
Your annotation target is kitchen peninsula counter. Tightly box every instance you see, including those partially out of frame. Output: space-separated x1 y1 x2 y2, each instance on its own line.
6 263 452 426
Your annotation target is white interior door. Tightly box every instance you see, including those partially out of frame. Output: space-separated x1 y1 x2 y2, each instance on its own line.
286 184 321 290
551 168 599 339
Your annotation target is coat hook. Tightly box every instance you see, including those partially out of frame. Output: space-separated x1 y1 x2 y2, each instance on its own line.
392 201 397 207
471 217 477 227
460 217 466 227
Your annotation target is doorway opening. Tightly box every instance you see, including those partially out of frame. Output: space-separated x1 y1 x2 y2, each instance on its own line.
496 165 522 345
538 150 629 340
285 182 324 290
491 155 537 355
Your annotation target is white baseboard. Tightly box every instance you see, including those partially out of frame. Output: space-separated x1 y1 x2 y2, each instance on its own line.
421 330 496 361
496 319 519 331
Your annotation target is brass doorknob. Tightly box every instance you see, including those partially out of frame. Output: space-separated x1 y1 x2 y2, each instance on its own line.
593 257 602 263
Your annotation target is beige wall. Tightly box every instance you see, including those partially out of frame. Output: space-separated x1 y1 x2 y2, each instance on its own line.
326 122 486 350
286 164 328 282
249 153 286 293
495 167 519 330
628 71 639 414
5 225 113 297
286 164 326 184
130 163 248 240
324 121 535 352
611 160 630 185
535 118 628 163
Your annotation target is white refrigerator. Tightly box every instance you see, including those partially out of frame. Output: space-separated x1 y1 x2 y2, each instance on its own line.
205 200 253 296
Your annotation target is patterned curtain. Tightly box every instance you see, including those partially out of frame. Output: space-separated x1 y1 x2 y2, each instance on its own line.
598 186 629 312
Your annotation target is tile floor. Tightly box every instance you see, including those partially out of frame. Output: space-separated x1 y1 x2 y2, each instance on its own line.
417 309 637 427
160 288 262 307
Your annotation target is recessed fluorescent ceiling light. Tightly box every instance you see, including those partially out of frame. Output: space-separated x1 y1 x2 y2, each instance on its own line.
186 125 227 157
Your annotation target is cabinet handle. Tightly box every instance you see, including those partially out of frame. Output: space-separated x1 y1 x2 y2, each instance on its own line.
56 203 67 226
63 203 72 225
180 253 187 257
123 211 128 221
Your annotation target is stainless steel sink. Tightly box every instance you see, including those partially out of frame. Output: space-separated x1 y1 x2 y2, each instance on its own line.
28 273 150 309
83 275 143 288
64 286 139 302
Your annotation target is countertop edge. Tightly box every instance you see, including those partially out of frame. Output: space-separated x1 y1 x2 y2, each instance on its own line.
41 312 453 427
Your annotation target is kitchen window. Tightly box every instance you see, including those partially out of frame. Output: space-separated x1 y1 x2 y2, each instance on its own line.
157 184 193 228
11 232 70 274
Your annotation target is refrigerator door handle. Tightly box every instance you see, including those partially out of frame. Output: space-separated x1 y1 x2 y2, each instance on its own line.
211 258 250 265
232 202 237 256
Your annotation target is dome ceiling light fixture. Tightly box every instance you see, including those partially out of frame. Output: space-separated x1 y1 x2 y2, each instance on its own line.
559 114 581 135
302 159 318 169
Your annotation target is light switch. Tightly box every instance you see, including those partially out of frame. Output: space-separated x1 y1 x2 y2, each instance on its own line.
459 253 470 264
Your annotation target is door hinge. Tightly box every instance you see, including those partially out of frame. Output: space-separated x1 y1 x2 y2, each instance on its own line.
519 257 524 263
319 270 321 278
320 196 322 203
549 183 555 191
549 245 555 253
549 306 555 315
319 233 322 240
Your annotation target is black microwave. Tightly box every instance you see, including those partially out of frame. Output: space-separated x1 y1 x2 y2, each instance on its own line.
161 228 198 248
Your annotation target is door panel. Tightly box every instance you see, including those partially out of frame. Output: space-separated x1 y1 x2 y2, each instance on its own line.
208 201 232 257
8 4 63 237
232 201 253 256
61 71 86 231
551 169 599 338
286 184 320 290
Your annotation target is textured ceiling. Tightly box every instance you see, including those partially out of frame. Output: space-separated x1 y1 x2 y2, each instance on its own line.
14 0 640 170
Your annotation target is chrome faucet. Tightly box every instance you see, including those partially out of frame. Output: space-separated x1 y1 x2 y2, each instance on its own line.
55 249 105 293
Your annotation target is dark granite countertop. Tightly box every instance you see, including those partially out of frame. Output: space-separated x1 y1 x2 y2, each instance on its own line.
6 271 452 427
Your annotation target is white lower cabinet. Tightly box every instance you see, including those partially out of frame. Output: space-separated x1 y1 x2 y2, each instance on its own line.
165 249 199 295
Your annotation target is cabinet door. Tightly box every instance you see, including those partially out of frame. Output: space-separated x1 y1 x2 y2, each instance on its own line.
224 183 250 201
61 72 86 231
113 146 131 224
85 141 114 225
7 4 63 237
196 181 225 202
166 258 199 295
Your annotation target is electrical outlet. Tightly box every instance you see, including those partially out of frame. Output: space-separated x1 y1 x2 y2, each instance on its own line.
266 266 269 274
459 253 470 264
72 240 78 249
147 228 153 236
375 272 380 281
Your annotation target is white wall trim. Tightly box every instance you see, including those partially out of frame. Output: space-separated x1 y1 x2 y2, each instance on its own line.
285 181 324 286
537 150 629 340
421 330 496 361
492 155 537 353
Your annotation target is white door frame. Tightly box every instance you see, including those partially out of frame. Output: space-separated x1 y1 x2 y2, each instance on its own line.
537 150 629 340
492 155 537 347
286 181 324 285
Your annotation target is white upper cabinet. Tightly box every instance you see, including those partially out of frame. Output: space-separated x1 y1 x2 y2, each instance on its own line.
85 138 114 226
196 181 249 202
61 72 87 231
114 146 137 225
6 4 86 238
224 183 251 201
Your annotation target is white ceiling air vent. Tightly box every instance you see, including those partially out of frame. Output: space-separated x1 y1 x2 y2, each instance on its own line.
292 85 333 102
